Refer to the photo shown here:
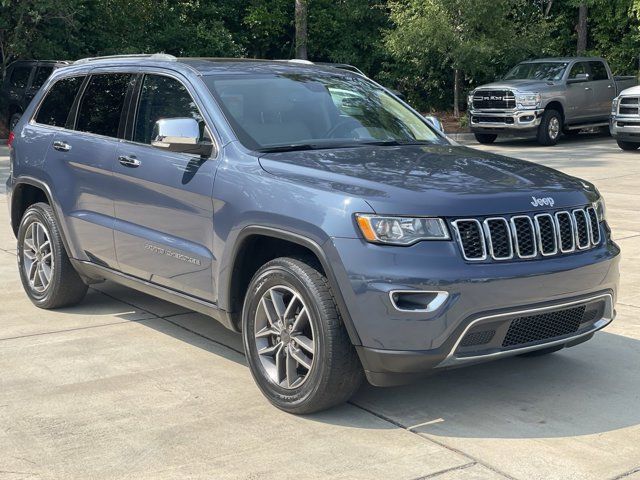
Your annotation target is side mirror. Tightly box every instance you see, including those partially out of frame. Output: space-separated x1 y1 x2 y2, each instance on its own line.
567 73 590 84
424 115 444 133
151 117 213 156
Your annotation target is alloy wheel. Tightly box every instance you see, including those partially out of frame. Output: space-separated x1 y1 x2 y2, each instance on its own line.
254 285 316 389
22 221 54 293
548 117 560 140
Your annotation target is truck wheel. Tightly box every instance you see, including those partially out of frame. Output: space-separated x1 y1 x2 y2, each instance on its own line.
242 256 363 414
537 109 562 146
17 203 88 309
9 112 22 131
617 140 640 151
474 133 497 144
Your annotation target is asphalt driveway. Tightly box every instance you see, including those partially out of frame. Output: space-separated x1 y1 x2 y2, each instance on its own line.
1 132 639 480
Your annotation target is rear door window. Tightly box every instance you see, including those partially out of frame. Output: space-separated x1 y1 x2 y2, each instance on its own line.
588 61 609 81
32 67 54 89
133 74 204 144
34 76 84 127
76 73 133 138
10 66 32 89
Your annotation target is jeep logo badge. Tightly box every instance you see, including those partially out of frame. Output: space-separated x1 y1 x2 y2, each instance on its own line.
530 196 555 207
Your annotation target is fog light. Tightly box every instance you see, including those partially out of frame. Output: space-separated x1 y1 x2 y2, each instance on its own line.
389 291 449 312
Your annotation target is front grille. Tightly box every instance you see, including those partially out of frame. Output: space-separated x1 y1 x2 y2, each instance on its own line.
472 90 516 110
452 206 601 262
502 305 586 347
619 96 640 116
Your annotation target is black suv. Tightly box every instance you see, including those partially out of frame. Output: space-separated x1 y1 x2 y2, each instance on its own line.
1 60 69 131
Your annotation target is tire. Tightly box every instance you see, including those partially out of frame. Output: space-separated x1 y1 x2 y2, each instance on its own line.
9 112 21 131
17 202 88 309
518 345 564 357
617 140 640 151
242 256 363 414
474 133 498 144
537 109 562 146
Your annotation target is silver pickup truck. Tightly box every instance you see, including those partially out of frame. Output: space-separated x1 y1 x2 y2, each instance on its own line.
468 57 637 146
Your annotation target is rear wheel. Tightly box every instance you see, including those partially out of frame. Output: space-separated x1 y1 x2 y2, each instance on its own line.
474 133 498 144
17 203 88 309
537 109 562 146
242 256 363 414
617 140 640 151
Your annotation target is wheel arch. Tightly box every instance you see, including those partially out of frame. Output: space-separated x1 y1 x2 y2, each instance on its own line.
545 100 565 123
222 225 361 345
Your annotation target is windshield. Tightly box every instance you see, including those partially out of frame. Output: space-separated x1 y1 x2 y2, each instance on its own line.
204 72 443 151
504 62 568 81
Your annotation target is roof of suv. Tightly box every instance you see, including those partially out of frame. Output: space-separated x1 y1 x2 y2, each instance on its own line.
522 56 606 63
69 54 355 76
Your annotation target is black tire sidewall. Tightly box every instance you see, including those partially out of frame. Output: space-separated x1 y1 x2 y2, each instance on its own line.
538 110 561 145
17 204 64 307
242 263 332 411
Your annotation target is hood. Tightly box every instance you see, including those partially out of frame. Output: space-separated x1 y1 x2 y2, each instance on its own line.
258 144 597 217
474 79 557 92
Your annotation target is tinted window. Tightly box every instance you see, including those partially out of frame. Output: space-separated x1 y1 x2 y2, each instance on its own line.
569 62 588 79
133 75 203 144
32 67 54 89
34 76 83 127
10 66 31 88
589 61 609 81
76 73 132 138
503 62 567 81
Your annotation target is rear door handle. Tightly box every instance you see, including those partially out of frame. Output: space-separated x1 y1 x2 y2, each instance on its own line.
585 87 591 91
52 140 71 152
118 155 141 168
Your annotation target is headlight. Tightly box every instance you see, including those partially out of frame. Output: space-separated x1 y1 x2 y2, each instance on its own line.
356 214 450 245
515 92 541 109
467 92 474 107
594 197 606 222
611 97 619 114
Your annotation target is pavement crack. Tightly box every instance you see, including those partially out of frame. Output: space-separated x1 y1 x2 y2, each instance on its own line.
0 320 132 342
348 400 517 480
611 466 640 479
411 462 476 479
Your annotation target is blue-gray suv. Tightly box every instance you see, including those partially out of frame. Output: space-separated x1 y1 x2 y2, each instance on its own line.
6 55 620 413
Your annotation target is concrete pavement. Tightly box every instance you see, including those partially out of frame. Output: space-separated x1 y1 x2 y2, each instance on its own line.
1 133 639 479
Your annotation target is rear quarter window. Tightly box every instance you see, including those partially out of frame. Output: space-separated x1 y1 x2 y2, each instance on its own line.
10 66 32 89
34 76 84 127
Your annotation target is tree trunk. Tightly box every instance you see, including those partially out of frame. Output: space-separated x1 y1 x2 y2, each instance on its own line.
577 3 588 55
295 0 309 60
544 0 553 17
453 68 460 118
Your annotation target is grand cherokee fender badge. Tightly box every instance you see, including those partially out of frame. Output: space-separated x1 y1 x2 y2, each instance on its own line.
144 243 201 265
530 196 555 207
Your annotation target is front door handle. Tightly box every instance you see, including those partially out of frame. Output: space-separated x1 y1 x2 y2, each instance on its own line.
52 140 71 152
118 155 141 168
585 87 591 91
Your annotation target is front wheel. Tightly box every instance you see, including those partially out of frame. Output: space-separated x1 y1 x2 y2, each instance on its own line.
474 133 498 144
617 140 640 151
242 257 363 414
537 109 562 146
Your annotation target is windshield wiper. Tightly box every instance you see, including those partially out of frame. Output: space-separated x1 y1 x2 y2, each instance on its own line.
257 139 436 153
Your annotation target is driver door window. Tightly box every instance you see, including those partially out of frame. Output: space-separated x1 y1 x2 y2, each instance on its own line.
133 74 205 144
568 62 589 79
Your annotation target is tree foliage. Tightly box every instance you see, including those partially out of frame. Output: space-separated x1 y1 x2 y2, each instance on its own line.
0 0 639 112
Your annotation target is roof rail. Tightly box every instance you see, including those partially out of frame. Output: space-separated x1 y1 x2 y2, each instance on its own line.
74 53 177 65
286 59 314 65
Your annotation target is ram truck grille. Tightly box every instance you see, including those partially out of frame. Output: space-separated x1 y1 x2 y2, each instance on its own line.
451 206 601 262
472 90 516 110
618 96 640 116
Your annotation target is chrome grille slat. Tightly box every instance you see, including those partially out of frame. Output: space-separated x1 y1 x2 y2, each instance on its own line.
452 206 600 262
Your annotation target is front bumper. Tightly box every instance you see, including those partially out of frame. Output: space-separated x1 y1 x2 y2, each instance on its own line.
610 115 640 142
330 234 620 386
469 108 543 133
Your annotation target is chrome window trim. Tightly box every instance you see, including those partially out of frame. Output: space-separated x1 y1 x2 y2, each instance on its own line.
510 215 537 259
534 213 558 256
388 290 449 313
586 206 601 245
451 219 487 261
554 211 576 253
572 209 591 250
483 217 514 260
439 293 614 367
